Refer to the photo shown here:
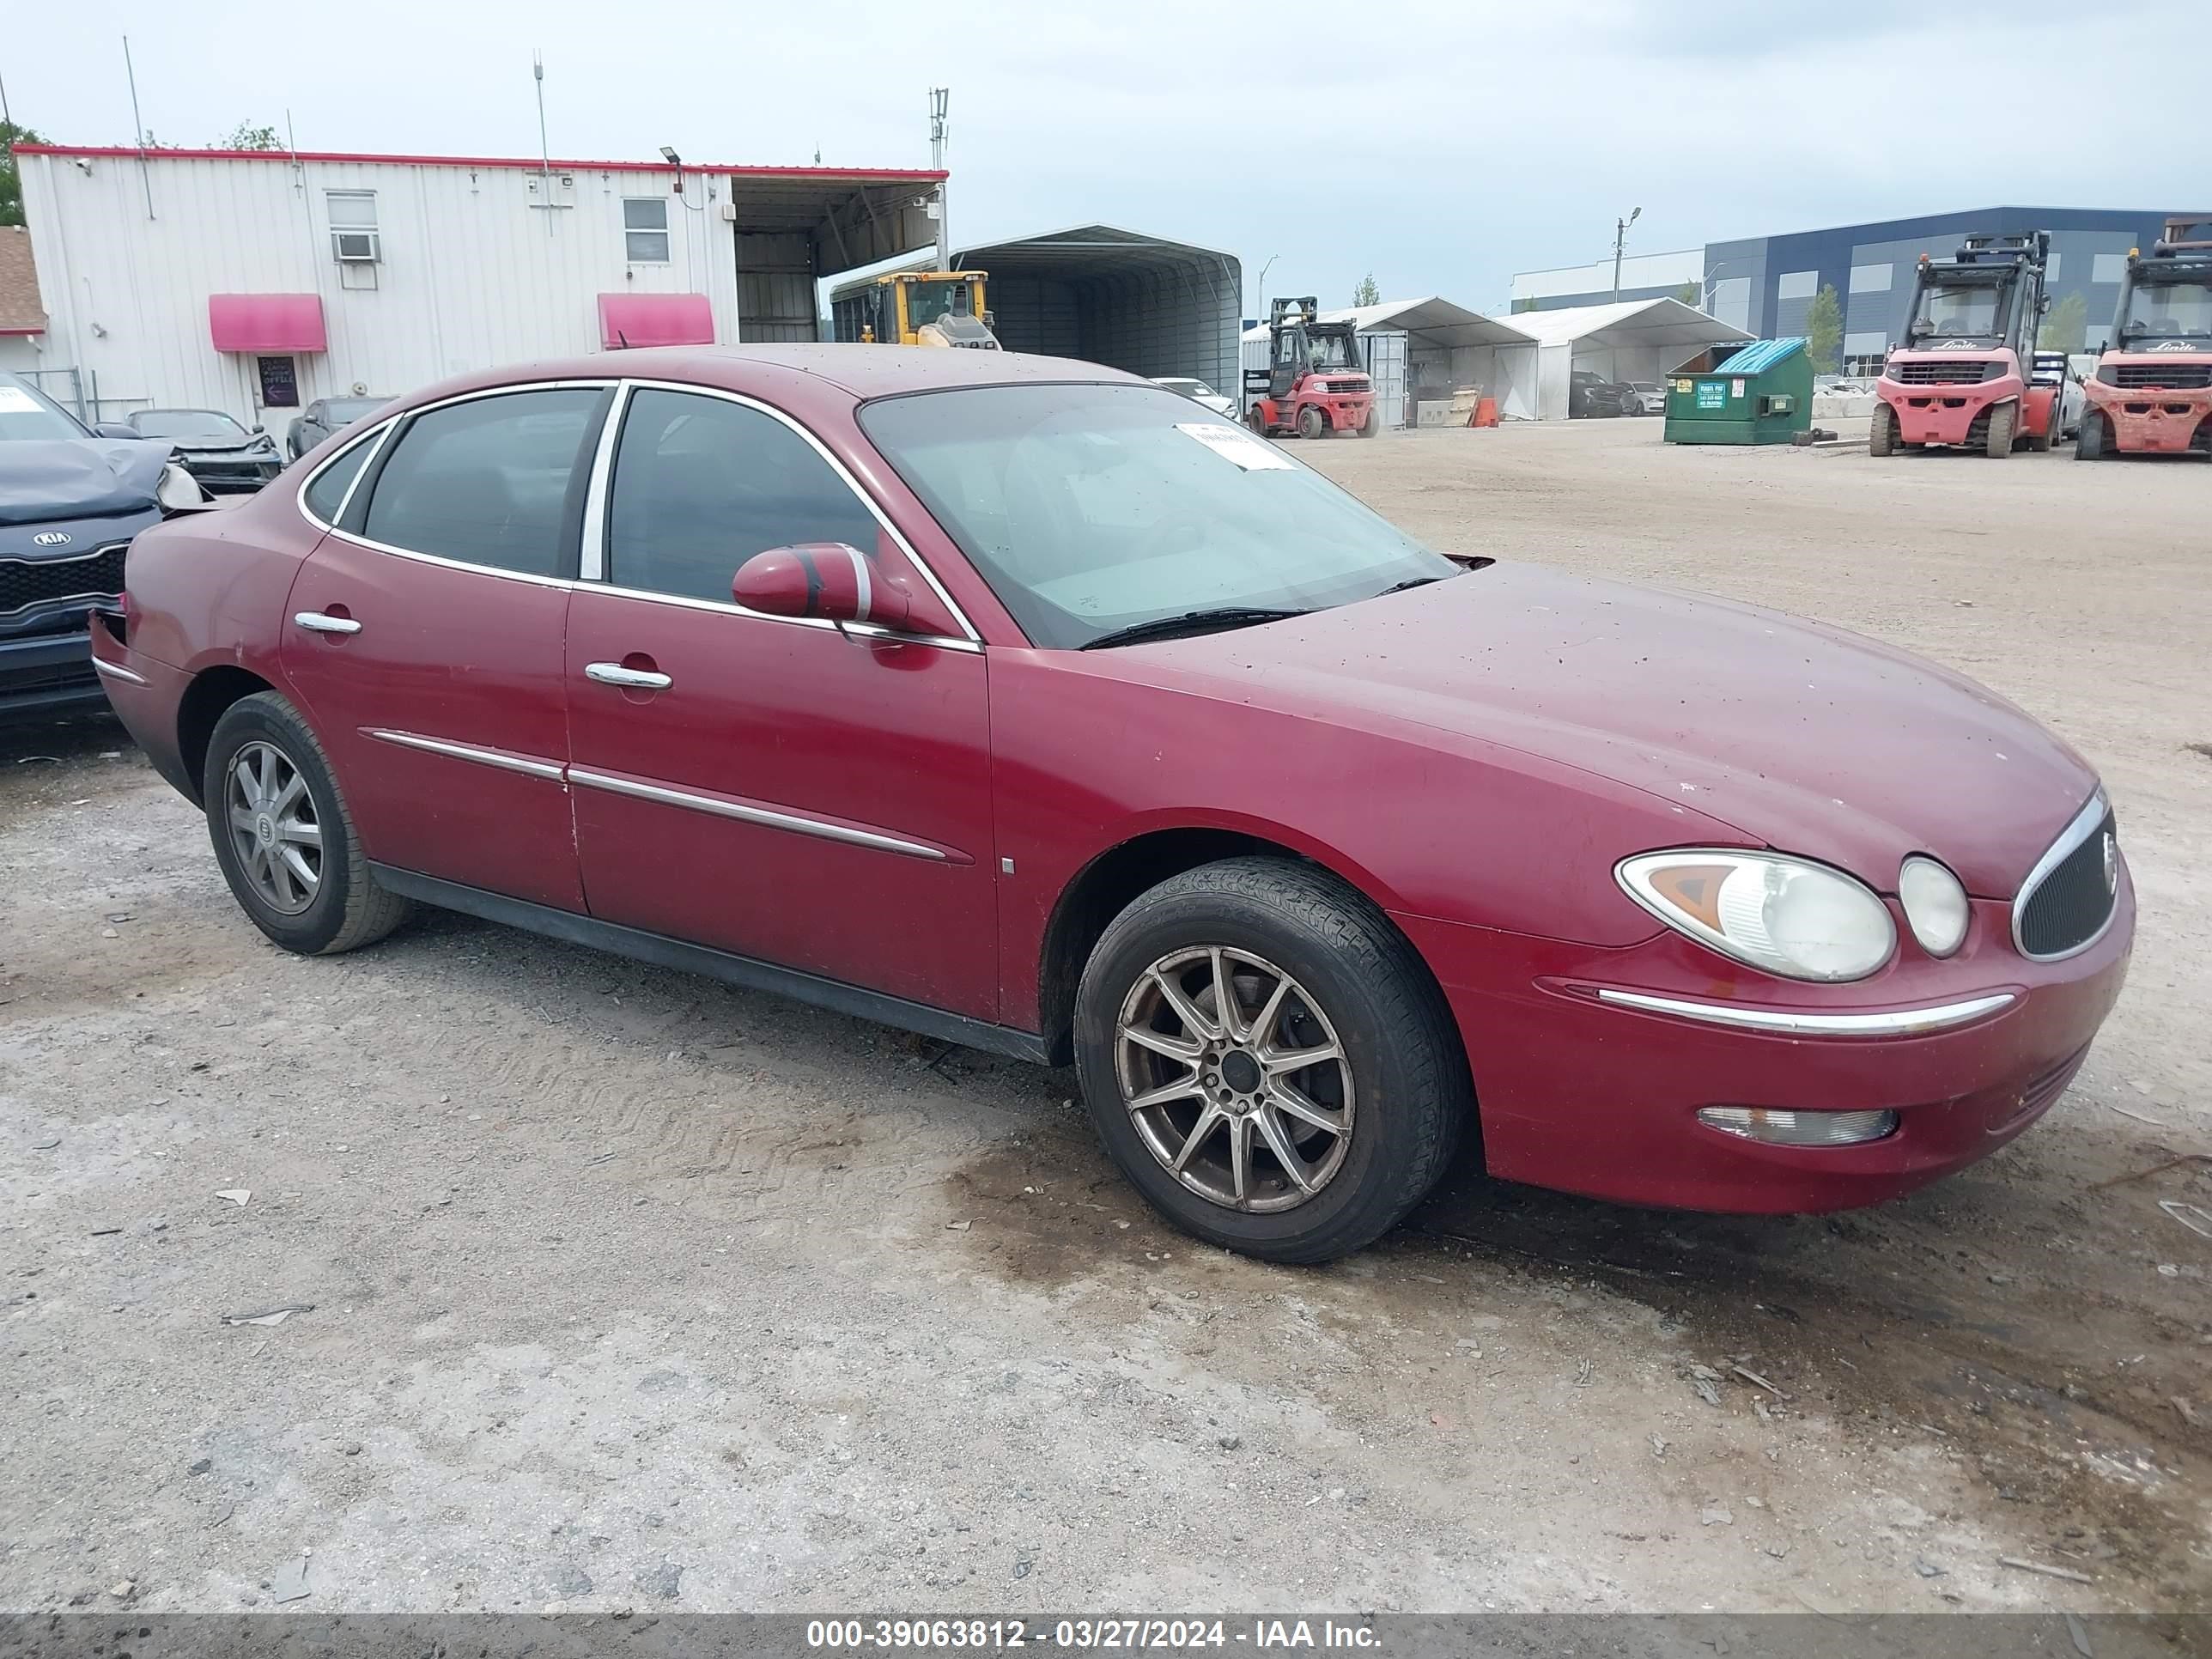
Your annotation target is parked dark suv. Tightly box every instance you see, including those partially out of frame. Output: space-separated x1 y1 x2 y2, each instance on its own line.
1569 369 1638 419
0 373 202 720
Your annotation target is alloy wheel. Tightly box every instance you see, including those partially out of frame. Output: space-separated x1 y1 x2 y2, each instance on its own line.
1115 945 1355 1212
224 740 323 915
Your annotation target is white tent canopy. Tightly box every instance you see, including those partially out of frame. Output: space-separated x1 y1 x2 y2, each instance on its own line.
1242 295 1541 423
1509 298 1751 420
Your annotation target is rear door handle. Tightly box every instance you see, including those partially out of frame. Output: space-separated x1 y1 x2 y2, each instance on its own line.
293 611 362 635
584 662 672 690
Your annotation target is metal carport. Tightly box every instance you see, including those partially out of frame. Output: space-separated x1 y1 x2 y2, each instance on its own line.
944 225 1243 397
1507 298 1751 421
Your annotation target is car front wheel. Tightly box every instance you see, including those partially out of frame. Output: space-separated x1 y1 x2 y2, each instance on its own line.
1073 858 1468 1263
203 691 412 956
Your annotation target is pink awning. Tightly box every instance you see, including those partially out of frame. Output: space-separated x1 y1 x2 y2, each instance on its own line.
209 294 328 354
599 292 715 349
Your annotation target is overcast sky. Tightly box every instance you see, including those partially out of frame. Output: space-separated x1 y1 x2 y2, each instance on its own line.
8 0 2202 314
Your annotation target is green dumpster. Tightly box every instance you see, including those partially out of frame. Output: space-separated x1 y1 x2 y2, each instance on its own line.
1663 337 1813 445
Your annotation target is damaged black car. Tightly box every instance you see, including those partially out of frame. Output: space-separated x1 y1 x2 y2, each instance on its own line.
0 373 209 722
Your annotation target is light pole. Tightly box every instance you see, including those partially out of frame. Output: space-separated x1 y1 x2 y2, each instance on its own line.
1254 253 1279 320
1612 206 1642 305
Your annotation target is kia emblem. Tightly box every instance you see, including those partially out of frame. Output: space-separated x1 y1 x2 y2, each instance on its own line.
2102 833 2118 895
32 530 71 547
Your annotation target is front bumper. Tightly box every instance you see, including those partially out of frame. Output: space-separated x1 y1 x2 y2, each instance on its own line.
2083 380 2211 454
1317 395 1373 432
1881 374 2021 446
0 624 108 720
1396 875 2133 1214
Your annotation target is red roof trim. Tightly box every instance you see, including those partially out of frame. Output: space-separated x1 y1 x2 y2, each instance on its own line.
12 143 944 182
0 326 44 336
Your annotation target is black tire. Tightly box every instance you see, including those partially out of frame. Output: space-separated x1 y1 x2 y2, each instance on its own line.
1297 404 1326 441
1984 399 2018 458
1358 407 1382 438
1246 404 1271 436
1869 400 1898 457
2075 408 2108 459
1073 857 1468 1264
203 691 412 956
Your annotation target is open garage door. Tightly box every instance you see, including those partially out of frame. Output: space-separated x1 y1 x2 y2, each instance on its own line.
946 225 1242 396
722 172 945 343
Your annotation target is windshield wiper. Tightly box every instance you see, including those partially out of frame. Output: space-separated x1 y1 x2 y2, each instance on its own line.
1079 607 1310 651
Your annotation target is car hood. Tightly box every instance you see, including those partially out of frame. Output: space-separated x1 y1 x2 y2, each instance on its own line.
0 439 168 526
1129 563 2098 896
173 436 264 454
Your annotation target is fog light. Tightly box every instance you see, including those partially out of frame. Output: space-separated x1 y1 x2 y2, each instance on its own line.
1697 1107 1898 1146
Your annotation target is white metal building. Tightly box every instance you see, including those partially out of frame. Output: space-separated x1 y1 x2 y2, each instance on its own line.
13 143 945 428
1503 298 1750 422
1241 297 1540 426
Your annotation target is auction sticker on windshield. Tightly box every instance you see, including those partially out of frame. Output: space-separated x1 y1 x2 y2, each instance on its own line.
1176 422 1295 470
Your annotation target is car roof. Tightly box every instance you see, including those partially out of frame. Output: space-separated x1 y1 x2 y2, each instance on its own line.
135 407 234 417
395 343 1146 414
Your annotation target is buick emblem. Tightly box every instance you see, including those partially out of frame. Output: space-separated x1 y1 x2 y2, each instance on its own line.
2102 833 2118 895
32 531 70 547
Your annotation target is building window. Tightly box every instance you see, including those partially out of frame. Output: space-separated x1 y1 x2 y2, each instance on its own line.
1849 263 1892 295
326 191 380 264
623 198 670 264
1776 270 1818 301
2091 252 2128 284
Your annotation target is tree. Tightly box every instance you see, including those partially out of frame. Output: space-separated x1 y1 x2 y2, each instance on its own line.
1 119 45 227
2039 291 2087 354
1352 272 1380 307
1805 283 1844 374
1675 282 1699 306
217 121 283 151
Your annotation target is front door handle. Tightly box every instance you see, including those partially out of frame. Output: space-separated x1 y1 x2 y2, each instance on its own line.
584 661 672 690
293 611 362 635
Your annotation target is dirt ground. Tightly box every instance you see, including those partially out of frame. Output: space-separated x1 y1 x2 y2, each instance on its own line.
2 420 2206 1620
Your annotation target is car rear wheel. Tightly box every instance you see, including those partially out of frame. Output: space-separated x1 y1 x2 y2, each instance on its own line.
1073 857 1468 1264
1297 404 1326 441
204 692 412 956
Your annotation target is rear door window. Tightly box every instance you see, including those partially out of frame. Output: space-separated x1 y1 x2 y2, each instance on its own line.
359 388 605 577
603 388 881 604
301 431 379 524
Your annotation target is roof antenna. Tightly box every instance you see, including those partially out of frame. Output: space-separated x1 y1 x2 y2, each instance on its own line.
532 49 554 237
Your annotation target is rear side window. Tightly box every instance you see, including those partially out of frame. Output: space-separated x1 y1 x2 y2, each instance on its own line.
361 388 604 576
604 388 880 604
301 433 376 524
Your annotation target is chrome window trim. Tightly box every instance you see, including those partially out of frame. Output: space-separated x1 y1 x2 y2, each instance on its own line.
363 728 565 781
2011 789 2118 962
1595 987 2017 1036
294 416 399 534
91 658 148 686
595 377 982 645
568 767 950 861
580 577 981 653
576 382 631 583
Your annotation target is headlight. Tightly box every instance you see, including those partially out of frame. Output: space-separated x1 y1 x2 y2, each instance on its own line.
1617 850 1896 982
1897 856 1970 957
156 463 207 511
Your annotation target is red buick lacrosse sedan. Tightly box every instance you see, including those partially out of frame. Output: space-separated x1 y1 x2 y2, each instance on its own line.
90 346 2131 1261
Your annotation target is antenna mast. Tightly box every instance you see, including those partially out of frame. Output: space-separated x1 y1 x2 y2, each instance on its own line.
928 87 950 271
533 51 554 236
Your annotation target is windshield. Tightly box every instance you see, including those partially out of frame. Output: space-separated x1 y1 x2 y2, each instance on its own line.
324 398 386 422
860 383 1453 650
902 280 978 332
1155 379 1205 397
2123 279 2212 339
0 374 92 441
1305 331 1361 371
1911 280 2006 339
133 409 248 441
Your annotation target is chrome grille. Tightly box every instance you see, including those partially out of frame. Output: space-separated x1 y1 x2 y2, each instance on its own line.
0 543 129 617
2014 797 2119 961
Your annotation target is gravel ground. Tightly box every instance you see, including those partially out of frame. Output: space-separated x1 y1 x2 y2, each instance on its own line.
2 419 2206 1618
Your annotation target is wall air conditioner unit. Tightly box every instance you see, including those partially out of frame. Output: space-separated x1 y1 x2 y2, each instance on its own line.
332 229 381 264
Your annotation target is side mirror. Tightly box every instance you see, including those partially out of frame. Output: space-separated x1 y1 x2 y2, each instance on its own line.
94 421 140 439
732 543 913 631
252 423 266 434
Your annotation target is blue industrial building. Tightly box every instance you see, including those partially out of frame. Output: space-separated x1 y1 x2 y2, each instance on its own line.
1512 207 2182 371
